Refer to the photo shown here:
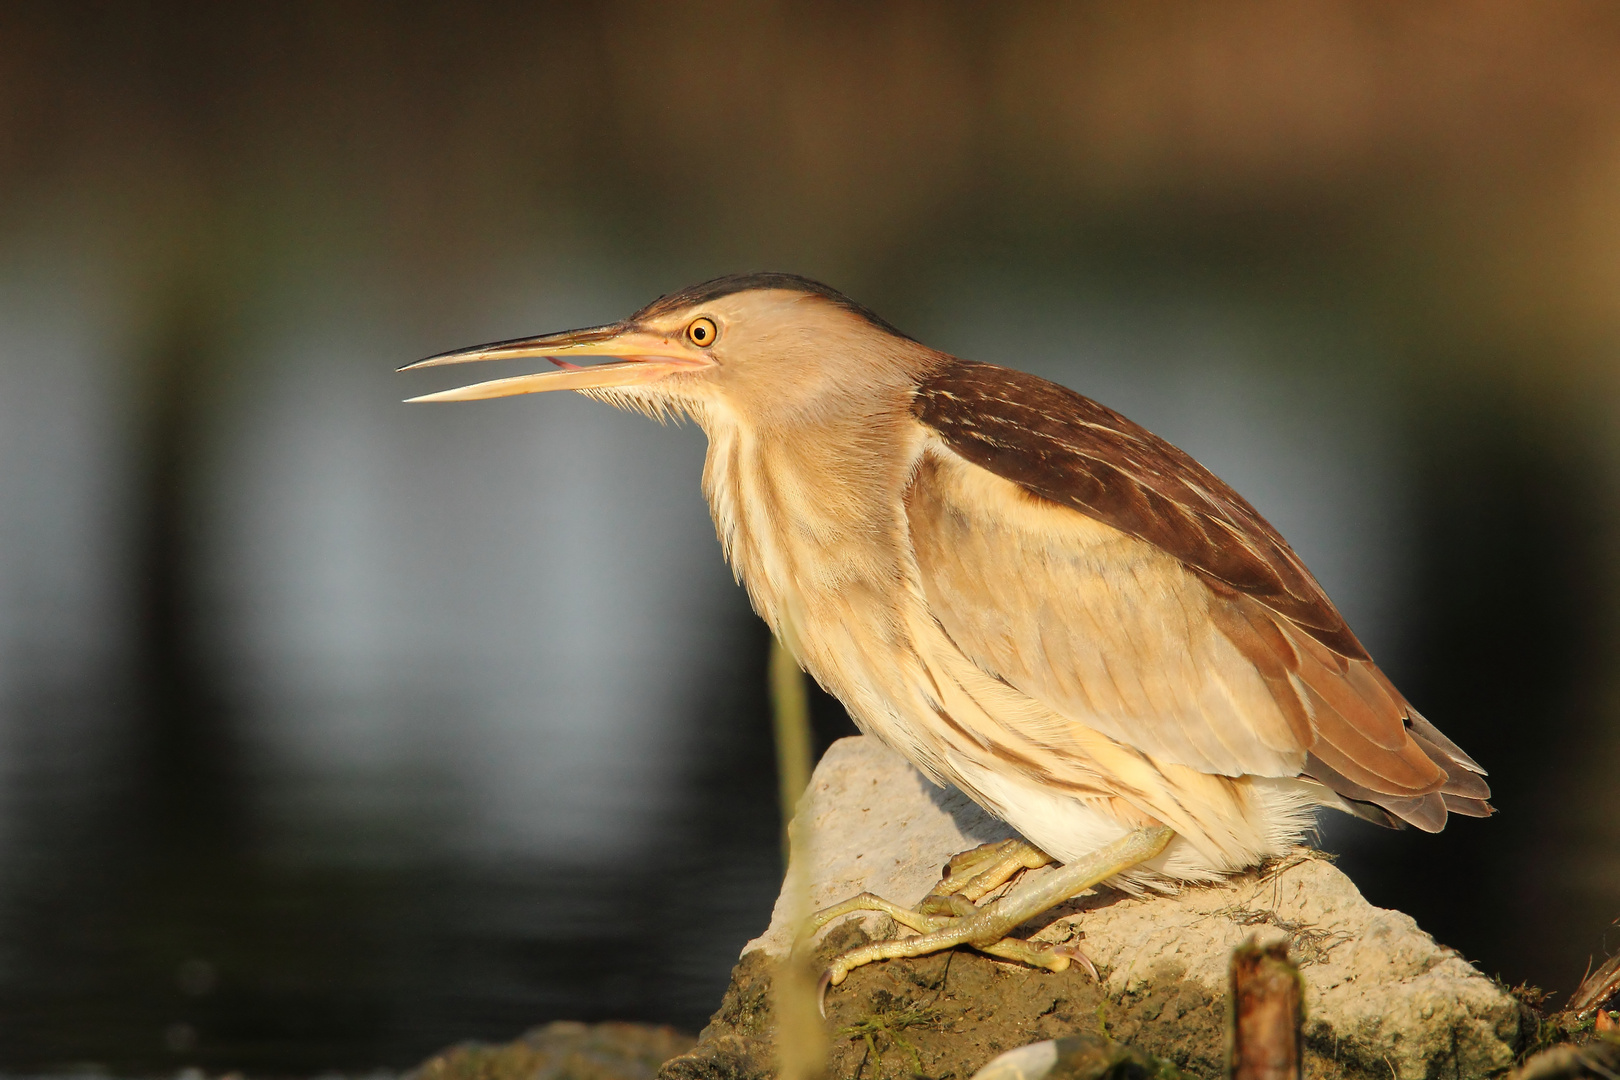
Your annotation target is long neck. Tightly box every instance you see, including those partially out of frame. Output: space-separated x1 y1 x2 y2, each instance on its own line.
698 398 924 657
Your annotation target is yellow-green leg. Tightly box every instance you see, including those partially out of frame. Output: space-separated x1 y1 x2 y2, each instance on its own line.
801 838 1054 940
804 825 1174 1011
922 838 1054 910
802 891 950 938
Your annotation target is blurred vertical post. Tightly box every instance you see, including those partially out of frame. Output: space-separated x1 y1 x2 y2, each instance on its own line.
769 636 825 1080
770 637 813 863
1229 939 1303 1080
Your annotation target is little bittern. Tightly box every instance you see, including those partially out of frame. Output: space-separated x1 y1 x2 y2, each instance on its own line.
403 273 1490 994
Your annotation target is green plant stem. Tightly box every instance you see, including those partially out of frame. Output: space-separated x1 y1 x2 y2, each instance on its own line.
769 637 814 866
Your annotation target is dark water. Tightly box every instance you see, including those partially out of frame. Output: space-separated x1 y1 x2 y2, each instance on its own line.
0 613 848 1074
1327 397 1619 994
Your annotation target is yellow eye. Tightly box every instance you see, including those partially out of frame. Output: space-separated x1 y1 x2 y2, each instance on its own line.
687 317 717 347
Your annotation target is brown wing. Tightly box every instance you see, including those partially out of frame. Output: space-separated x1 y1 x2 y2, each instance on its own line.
911 359 1490 830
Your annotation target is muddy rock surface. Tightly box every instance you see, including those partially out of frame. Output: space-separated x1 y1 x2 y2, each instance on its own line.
414 1020 695 1080
661 737 1528 1080
661 923 1215 1080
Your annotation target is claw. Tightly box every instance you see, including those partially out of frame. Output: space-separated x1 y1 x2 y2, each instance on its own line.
816 967 834 1018
1053 942 1098 980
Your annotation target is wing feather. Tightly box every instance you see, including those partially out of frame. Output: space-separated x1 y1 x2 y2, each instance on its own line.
908 359 1490 830
913 360 1364 656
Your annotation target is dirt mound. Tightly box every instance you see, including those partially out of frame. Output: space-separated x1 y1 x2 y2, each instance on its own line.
661 923 1411 1080
681 737 1526 1080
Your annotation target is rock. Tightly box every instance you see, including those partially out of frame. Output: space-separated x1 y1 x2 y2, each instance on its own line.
668 736 1527 1080
744 736 1018 960
413 1020 696 1080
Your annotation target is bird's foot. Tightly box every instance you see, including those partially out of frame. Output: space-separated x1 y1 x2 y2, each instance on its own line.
921 837 1054 908
802 825 1174 1012
799 838 1054 952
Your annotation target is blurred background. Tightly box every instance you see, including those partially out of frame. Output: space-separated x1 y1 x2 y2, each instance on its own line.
1 0 1618 1072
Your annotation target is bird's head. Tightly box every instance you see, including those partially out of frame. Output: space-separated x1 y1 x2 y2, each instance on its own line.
401 273 928 429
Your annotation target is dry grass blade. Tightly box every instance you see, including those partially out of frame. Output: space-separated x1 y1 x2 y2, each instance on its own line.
770 638 814 866
1571 952 1620 1017
771 637 826 1080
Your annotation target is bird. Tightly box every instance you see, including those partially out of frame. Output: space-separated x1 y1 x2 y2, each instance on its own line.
401 272 1490 992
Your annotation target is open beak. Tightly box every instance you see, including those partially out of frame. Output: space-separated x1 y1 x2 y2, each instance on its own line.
398 323 714 403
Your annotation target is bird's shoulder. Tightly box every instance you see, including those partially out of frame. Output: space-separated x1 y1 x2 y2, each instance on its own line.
910 357 1367 661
